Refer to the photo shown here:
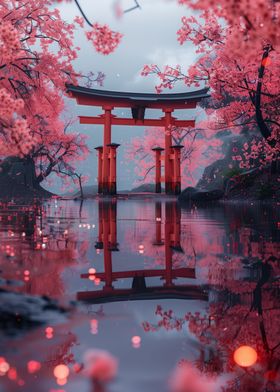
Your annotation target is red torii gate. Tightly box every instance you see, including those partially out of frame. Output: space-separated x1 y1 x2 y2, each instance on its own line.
66 84 209 195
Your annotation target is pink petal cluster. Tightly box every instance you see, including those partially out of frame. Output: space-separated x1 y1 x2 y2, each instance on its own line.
0 21 20 59
0 89 36 157
86 23 122 55
0 88 24 119
125 126 223 187
83 349 118 383
141 2 280 169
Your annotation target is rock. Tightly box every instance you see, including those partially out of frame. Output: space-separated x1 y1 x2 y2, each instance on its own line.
0 156 52 200
178 187 197 201
196 133 262 192
179 187 224 203
192 189 224 202
0 289 70 335
224 168 279 200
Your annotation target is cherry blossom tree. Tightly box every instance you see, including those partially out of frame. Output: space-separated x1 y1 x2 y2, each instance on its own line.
126 125 223 186
0 0 122 186
141 1 280 172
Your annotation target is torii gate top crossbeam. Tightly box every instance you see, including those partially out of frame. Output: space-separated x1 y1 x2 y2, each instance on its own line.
66 84 210 110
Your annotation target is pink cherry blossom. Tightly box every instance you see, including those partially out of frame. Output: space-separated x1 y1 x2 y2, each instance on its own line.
86 23 122 55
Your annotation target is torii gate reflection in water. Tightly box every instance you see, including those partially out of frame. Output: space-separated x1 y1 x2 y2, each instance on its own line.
67 85 209 195
77 201 207 303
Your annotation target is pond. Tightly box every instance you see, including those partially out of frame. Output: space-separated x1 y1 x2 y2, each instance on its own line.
0 198 279 392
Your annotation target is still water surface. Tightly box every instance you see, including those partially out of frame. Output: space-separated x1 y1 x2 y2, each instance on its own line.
0 198 279 392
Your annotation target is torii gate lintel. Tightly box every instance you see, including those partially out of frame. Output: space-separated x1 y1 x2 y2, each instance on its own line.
67 84 209 195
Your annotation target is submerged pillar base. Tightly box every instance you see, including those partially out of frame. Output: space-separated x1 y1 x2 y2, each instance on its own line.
173 182 181 195
165 182 174 195
108 182 117 195
155 182 162 194
102 182 110 195
98 183 103 194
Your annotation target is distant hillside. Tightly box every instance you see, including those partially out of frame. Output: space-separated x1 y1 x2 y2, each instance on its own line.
65 183 159 198
131 183 162 193
67 185 99 198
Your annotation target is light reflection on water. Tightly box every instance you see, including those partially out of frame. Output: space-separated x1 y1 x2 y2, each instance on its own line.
0 199 279 392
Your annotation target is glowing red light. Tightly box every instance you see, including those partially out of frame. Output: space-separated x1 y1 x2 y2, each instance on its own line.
7 367 17 380
90 319 98 334
53 364 69 379
131 336 141 345
73 363 83 373
264 370 277 381
233 346 257 367
56 377 67 386
27 360 41 374
131 335 141 348
45 326 54 339
0 359 10 374
262 57 271 67
45 327 53 334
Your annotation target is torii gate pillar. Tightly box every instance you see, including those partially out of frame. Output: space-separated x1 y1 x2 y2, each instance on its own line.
152 147 164 193
95 146 103 194
108 143 120 195
171 145 184 195
102 106 113 195
163 109 174 194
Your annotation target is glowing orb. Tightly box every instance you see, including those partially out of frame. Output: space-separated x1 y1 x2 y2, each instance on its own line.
131 335 141 348
131 336 141 345
56 377 67 385
0 360 10 374
262 57 271 67
233 346 257 367
27 360 41 374
53 364 69 379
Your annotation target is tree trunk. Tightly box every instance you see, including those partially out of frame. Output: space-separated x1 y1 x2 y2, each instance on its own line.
23 156 41 189
78 176 84 199
271 158 280 174
255 46 274 143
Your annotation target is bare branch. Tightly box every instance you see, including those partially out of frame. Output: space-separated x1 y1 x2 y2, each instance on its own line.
124 0 141 13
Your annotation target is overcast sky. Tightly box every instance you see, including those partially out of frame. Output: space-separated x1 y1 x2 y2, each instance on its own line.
47 0 200 193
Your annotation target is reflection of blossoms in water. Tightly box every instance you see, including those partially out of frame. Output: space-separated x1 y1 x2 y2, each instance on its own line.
122 208 197 269
170 361 217 392
1 200 279 391
83 349 118 383
142 305 187 332
140 203 280 391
